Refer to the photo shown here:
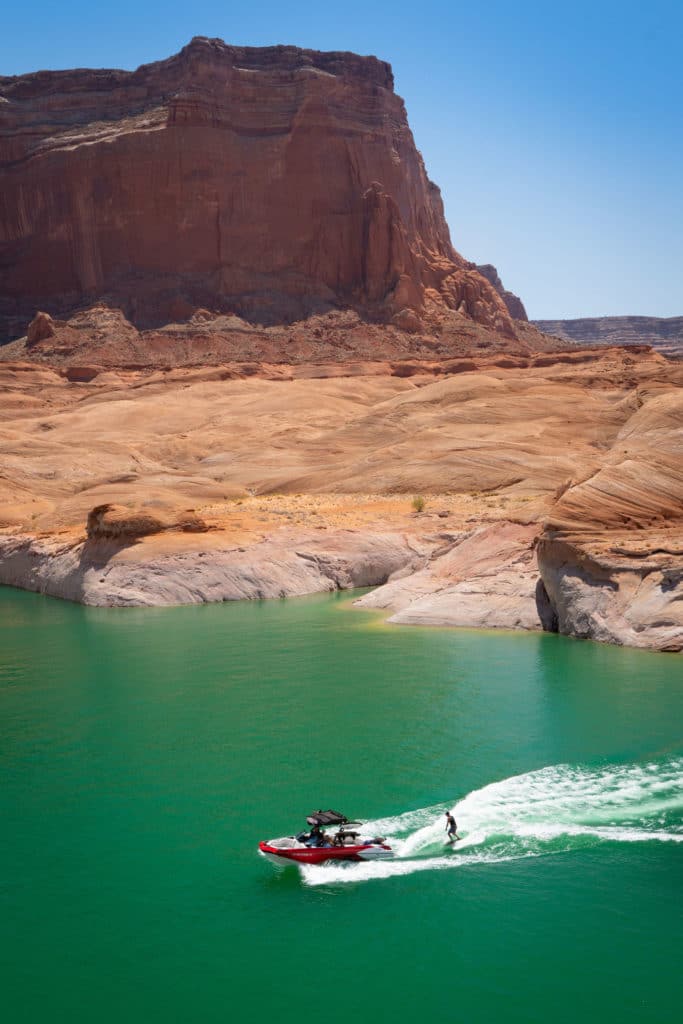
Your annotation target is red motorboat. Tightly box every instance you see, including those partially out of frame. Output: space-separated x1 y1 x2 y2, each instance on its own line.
258 809 393 866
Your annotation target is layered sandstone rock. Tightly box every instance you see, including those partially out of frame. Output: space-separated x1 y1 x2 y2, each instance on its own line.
533 316 683 358
537 535 683 651
355 521 544 631
476 264 528 321
86 503 208 538
0 528 419 607
0 302 561 369
0 37 514 341
1 347 680 649
537 389 683 651
0 344 675 531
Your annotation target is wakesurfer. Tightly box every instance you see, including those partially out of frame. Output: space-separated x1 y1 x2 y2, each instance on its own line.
445 811 461 843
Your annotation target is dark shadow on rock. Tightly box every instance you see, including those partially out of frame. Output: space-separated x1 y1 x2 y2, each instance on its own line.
78 537 143 571
535 577 558 633
661 571 681 593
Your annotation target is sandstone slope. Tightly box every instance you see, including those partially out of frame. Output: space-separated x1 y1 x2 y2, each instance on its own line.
353 357 683 651
0 346 668 531
1 347 681 651
356 521 544 631
537 388 683 650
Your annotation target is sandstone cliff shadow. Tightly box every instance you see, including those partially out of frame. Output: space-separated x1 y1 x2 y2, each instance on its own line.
535 578 558 633
78 536 143 572
661 572 680 593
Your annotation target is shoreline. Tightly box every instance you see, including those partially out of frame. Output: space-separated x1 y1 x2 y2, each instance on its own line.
2 517 680 653
1 353 680 654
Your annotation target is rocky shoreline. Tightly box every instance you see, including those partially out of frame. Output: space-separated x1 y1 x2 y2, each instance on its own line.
1 348 681 653
1 518 680 652
0 528 424 608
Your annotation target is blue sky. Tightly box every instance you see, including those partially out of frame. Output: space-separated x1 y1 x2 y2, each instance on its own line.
2 0 681 318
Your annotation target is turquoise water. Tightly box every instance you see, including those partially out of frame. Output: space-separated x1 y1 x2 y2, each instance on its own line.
1 586 682 1023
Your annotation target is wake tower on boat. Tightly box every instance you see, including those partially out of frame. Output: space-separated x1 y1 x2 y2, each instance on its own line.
258 809 393 866
306 809 359 828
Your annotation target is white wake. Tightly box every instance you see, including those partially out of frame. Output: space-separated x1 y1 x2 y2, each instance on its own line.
300 758 683 886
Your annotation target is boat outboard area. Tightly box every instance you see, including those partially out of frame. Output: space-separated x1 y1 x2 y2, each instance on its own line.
258 810 393 866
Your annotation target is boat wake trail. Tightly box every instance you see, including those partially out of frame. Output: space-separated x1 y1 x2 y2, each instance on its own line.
300 758 683 886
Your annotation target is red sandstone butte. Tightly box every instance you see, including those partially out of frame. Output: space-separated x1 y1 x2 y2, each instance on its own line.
0 37 515 341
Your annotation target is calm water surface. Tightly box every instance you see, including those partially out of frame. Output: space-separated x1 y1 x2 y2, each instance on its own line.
1 587 682 1023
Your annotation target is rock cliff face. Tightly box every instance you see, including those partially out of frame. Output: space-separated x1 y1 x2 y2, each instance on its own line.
537 389 683 651
0 36 514 341
476 264 528 321
533 317 683 358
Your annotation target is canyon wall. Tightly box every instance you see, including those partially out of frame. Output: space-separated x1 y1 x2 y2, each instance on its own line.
476 264 528 320
0 37 514 341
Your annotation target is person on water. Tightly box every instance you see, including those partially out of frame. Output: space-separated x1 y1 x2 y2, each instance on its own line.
445 811 461 843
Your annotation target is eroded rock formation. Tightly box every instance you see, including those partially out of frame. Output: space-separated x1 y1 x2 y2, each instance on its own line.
355 521 542 631
86 503 208 538
1 301 558 369
0 528 419 607
1 345 680 650
476 264 528 321
537 389 683 651
0 37 515 341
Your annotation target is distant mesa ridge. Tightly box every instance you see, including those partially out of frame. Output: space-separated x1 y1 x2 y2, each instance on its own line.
0 36 521 343
533 317 683 359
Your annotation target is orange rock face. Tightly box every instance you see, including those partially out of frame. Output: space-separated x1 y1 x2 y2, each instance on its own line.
476 265 528 321
0 37 514 342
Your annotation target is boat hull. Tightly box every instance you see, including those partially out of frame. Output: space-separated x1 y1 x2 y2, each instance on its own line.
258 840 393 865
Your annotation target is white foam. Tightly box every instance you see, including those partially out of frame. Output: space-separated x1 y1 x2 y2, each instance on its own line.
300 757 683 887
301 850 512 887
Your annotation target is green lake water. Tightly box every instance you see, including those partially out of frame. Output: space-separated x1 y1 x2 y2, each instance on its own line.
1 586 682 1023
